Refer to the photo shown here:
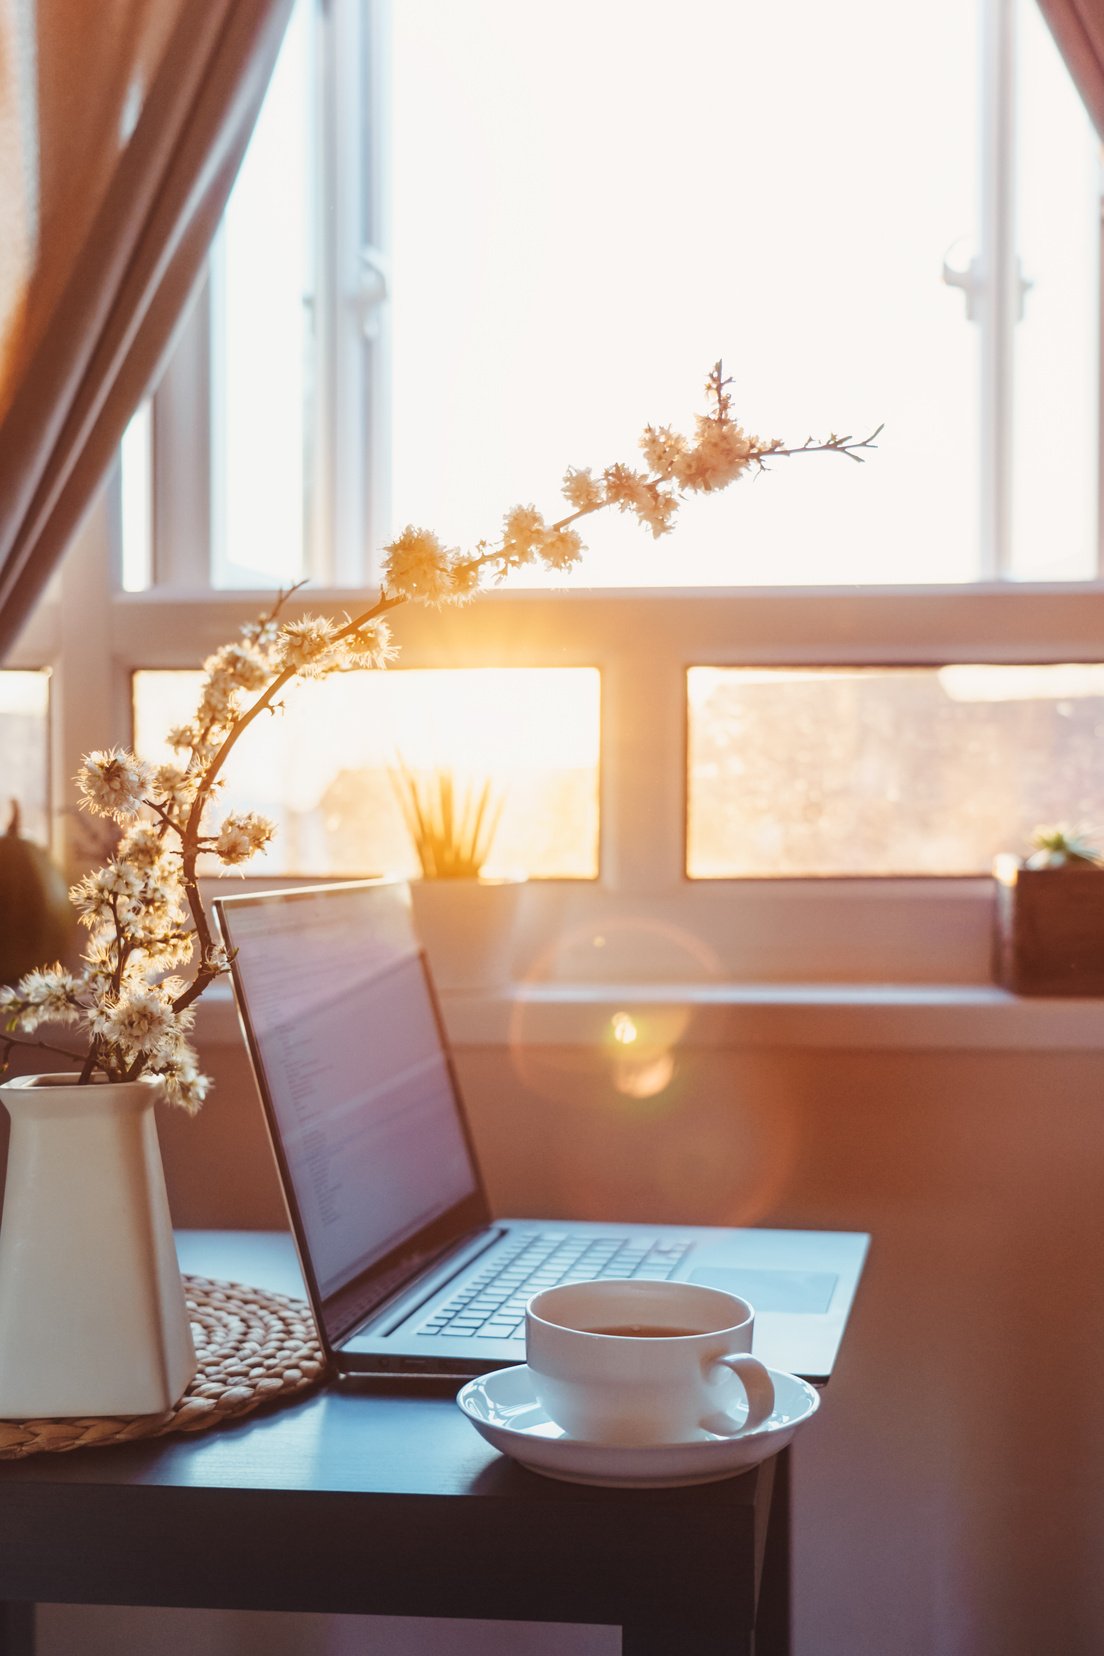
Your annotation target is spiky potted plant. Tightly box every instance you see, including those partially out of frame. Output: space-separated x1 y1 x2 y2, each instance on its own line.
392 764 520 991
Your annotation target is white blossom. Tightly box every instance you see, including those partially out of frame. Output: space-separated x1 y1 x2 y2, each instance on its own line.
132 930 195 971
500 505 546 568
151 764 200 816
197 675 238 725
602 464 653 515
632 486 679 539
4 968 83 1031
339 619 400 669
538 526 585 571
157 1049 210 1116
280 617 339 675
381 527 462 605
215 811 275 865
77 748 150 822
240 615 281 653
443 558 481 602
69 861 144 923
562 467 604 512
116 822 170 872
639 424 688 480
91 985 190 1059
203 641 271 692
118 874 183 935
673 415 755 492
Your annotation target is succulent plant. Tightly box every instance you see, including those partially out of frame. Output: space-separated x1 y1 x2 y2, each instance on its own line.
1025 825 1103 871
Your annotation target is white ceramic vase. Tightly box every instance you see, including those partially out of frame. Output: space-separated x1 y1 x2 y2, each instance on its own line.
0 1072 196 1418
409 875 525 991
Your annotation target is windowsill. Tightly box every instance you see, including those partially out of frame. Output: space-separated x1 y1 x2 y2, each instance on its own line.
197 979 1104 1051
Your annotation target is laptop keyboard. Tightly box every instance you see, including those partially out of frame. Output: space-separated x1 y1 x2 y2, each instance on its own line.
416 1230 693 1341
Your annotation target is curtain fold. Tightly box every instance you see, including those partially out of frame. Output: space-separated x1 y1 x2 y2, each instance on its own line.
0 0 293 660
1035 0 1104 138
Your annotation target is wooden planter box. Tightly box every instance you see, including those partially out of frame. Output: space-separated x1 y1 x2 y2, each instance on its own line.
992 854 1104 995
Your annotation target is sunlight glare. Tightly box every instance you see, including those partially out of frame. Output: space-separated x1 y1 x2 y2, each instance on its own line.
132 667 599 877
0 670 47 717
390 0 981 586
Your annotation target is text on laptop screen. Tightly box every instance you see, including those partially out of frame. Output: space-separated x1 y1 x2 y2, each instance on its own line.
220 884 481 1297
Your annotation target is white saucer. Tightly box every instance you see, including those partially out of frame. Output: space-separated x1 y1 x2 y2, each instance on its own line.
456 1363 820 1488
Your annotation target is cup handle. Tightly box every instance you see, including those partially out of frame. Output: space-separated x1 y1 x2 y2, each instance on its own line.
700 1353 775 1436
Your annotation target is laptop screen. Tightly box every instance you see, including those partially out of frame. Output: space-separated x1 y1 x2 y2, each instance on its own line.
215 882 486 1314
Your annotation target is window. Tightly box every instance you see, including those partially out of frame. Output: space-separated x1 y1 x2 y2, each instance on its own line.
688 664 1104 877
133 666 600 878
125 0 1103 594
13 0 1104 987
210 0 317 589
0 673 50 844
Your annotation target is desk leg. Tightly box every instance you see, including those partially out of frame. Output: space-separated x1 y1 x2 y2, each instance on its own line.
0 1603 34 1656
755 1447 792 1656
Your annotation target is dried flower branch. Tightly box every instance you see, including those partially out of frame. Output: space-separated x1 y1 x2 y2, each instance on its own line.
0 364 878 1108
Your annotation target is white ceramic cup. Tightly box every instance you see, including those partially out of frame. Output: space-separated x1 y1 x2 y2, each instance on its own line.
525 1279 775 1445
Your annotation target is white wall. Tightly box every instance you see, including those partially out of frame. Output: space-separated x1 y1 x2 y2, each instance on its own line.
31 1029 1104 1655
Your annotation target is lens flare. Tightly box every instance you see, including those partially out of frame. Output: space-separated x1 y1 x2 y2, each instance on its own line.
509 914 725 1108
611 1012 637 1045
613 1051 677 1100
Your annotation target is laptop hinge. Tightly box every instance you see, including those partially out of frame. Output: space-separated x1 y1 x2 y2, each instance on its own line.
329 1226 505 1345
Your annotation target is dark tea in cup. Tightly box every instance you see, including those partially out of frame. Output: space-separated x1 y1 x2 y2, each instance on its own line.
583 1325 701 1339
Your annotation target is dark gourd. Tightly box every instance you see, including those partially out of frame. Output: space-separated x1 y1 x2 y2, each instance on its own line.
0 802 73 985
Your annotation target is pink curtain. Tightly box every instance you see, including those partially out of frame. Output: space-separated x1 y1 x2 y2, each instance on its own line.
1035 0 1104 137
0 0 293 660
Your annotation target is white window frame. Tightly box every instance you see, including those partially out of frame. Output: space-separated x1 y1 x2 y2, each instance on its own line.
150 0 389 594
17 507 1104 985
9 0 1104 993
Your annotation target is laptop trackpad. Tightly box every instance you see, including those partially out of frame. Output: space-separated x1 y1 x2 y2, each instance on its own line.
689 1267 838 1314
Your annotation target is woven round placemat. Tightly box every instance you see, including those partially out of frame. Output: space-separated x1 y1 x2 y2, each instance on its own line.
0 1274 326 1461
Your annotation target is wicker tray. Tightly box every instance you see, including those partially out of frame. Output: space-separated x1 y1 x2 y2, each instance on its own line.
0 1274 326 1461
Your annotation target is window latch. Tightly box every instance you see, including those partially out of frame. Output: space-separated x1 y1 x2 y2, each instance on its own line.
941 240 984 321
355 246 390 340
942 240 1033 323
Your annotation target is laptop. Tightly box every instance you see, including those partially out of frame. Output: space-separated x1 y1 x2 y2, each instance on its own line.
214 879 868 1382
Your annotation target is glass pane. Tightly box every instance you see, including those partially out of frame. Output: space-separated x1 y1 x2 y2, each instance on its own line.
210 0 315 589
688 664 1104 876
133 668 599 878
0 672 50 844
119 399 153 593
390 0 979 587
1010 0 1100 580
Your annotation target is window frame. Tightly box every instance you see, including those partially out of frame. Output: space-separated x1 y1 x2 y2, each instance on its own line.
16 493 1104 985
11 0 1104 991
146 0 1104 598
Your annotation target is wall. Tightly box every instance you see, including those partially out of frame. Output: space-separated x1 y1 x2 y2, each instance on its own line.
32 1026 1104 1655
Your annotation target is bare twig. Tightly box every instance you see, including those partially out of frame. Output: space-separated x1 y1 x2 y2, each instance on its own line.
1 1033 88 1079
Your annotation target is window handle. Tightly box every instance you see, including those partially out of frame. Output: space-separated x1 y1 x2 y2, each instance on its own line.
355 245 390 339
1014 258 1035 321
942 239 1033 322
941 239 983 320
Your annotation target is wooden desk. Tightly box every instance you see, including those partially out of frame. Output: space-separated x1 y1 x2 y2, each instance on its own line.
0 1230 854 1656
